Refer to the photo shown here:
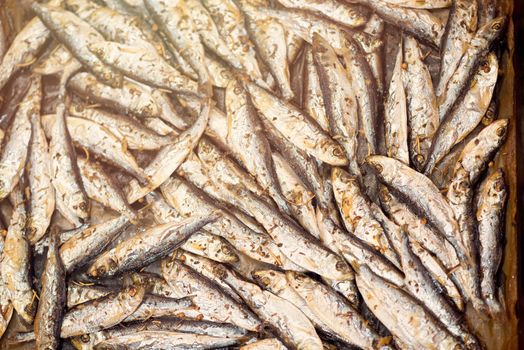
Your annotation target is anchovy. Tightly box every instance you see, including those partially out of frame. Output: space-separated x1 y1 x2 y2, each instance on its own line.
67 283 114 308
402 35 439 171
69 104 173 151
384 41 409 164
59 215 130 273
184 0 243 70
311 34 359 175
145 0 210 87
71 318 251 350
217 265 323 349
276 0 368 28
1 188 35 325
123 295 194 322
87 215 216 278
182 231 239 264
287 271 389 349
32 3 123 88
42 114 148 183
303 46 329 132
239 0 293 100
0 253 13 339
201 0 264 83
363 14 385 95
88 41 200 96
246 81 347 166
225 80 289 214
332 168 399 267
125 102 209 203
367 155 465 258
316 210 404 287
160 176 297 269
397 234 480 348
286 29 304 66
0 76 35 200
436 0 478 99
68 72 159 119
176 250 243 303
60 281 145 338
350 0 445 48
447 119 508 261
94 331 240 350
272 152 319 237
476 169 507 315
162 256 261 331
204 54 235 89
437 16 506 121
34 232 66 350
425 53 499 175
0 7 57 90
380 0 451 8
342 38 379 169
355 265 462 349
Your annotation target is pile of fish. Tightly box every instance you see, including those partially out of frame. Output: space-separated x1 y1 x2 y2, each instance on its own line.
0 0 509 349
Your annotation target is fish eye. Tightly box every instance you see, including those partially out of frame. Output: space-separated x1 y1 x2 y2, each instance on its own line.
335 260 347 271
415 154 425 164
374 163 383 173
332 147 344 158
81 334 90 343
496 126 506 136
128 287 138 297
97 266 106 276
491 22 501 30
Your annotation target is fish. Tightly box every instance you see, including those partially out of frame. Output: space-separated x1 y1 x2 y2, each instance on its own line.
332 168 399 267
1 188 35 325
145 0 210 87
437 16 506 121
312 33 361 176
181 231 239 264
160 176 291 268
59 215 130 273
239 0 293 100
122 295 194 322
476 169 507 315
0 8 57 90
34 232 66 350
0 75 36 200
447 119 508 260
355 265 462 350
272 152 319 237
78 157 136 221
366 156 465 258
162 256 261 331
88 41 200 96
342 37 379 170
379 0 452 8
363 14 385 95
60 281 145 338
402 35 439 171
87 215 216 278
125 101 209 203
236 185 353 280
425 53 499 175
286 271 389 349
41 114 148 183
436 0 478 99
246 81 348 166
384 40 409 164
201 0 264 83
68 72 160 119
303 46 329 132
176 250 243 303
32 3 123 88
0 245 13 339
350 0 445 48
225 80 289 214
397 234 480 349
276 0 368 29
217 265 323 349
24 78 54 246
67 283 114 308
93 331 240 350
184 0 243 70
